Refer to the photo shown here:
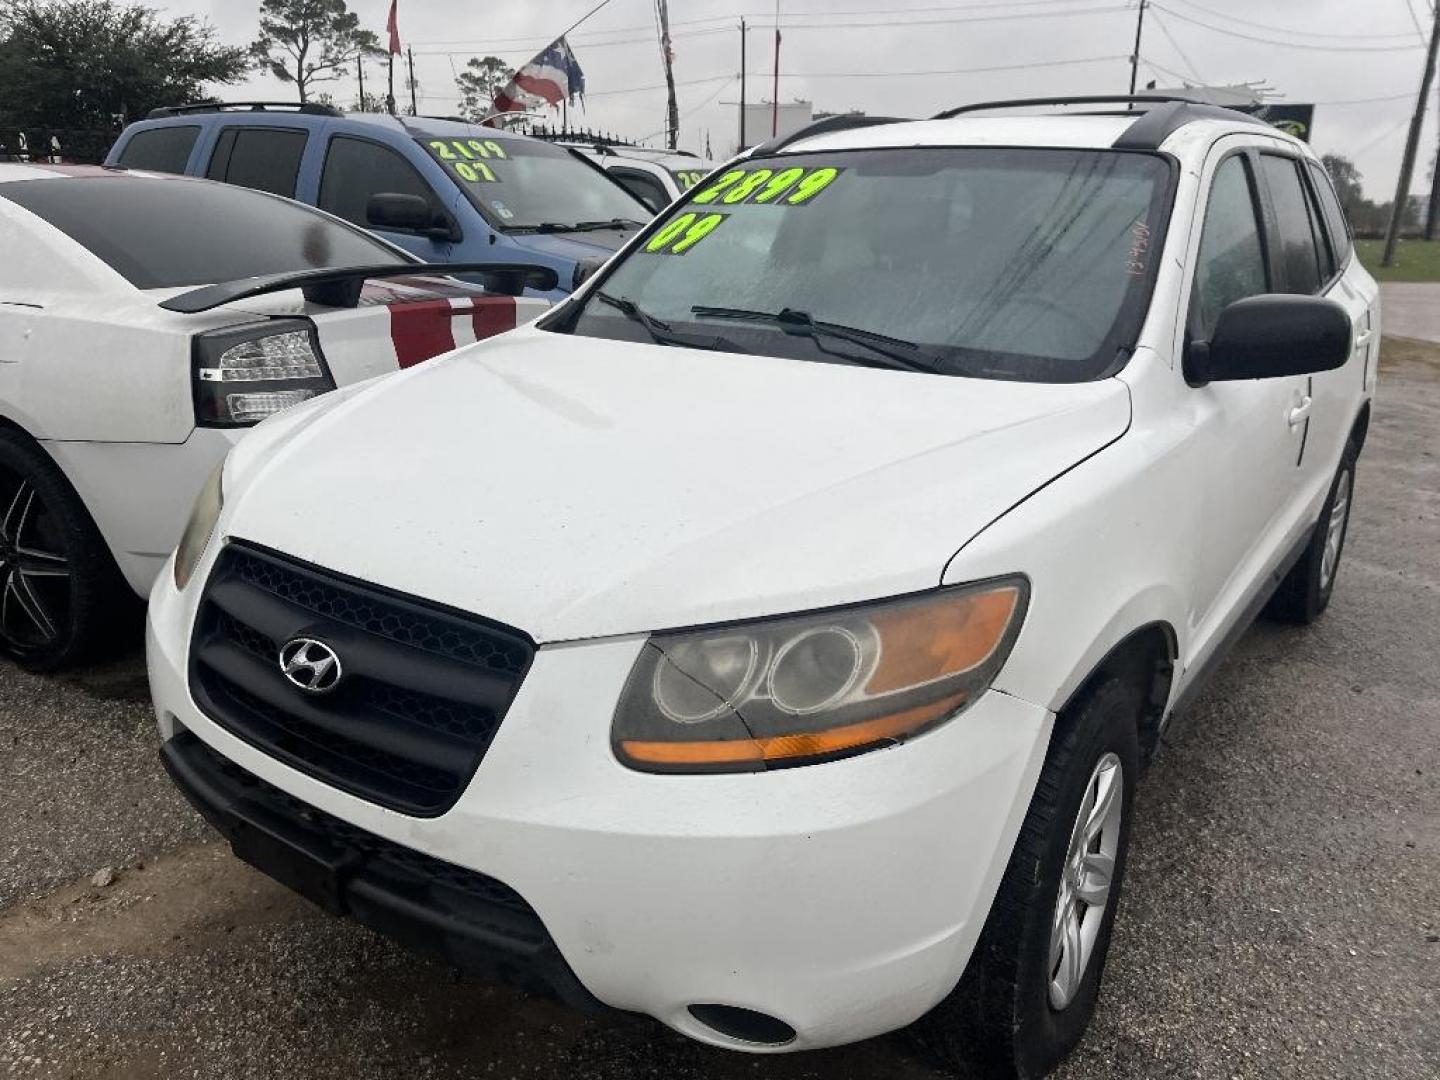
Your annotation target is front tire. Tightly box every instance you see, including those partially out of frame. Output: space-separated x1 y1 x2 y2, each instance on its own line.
919 677 1141 1078
0 428 130 671
1266 441 1357 625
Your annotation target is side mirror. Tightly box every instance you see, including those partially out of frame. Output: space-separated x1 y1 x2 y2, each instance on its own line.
471 264 561 296
366 193 459 241
1187 294 1351 385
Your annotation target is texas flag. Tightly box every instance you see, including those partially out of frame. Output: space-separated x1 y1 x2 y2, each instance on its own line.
493 37 586 116
386 0 401 55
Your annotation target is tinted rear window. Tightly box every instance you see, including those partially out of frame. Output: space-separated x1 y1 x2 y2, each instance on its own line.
0 176 405 288
116 126 199 174
1307 160 1353 264
206 127 308 197
1259 155 1322 294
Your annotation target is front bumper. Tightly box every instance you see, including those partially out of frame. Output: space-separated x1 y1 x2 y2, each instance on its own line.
148 551 1053 1051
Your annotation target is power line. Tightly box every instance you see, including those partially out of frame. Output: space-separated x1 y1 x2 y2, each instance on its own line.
1162 0 1421 42
1148 11 1204 83
1149 4 1425 51
782 54 1127 78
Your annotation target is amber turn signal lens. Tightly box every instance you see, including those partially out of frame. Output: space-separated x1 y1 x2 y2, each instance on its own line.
865 586 1019 694
620 691 968 767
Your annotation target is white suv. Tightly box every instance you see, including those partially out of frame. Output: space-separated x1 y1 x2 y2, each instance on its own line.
148 97 1376 1077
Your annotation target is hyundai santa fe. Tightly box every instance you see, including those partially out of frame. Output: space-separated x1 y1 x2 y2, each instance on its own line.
147 97 1377 1077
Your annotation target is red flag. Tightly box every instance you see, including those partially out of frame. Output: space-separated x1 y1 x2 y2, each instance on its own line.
386 0 401 55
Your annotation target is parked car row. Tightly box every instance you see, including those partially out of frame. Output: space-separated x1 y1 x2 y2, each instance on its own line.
4 96 1377 1079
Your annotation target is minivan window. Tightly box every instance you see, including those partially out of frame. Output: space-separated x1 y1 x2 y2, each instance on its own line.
117 126 199 174
560 147 1173 383
319 136 441 227
206 127 308 197
1191 155 1268 340
0 176 407 289
1260 155 1322 295
419 134 648 230
1307 160 1353 265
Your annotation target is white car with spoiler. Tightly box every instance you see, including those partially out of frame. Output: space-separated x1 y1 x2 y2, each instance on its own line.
0 163 550 669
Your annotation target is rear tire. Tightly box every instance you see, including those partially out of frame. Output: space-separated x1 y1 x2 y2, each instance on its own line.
0 428 131 671
917 677 1142 1079
1266 441 1357 625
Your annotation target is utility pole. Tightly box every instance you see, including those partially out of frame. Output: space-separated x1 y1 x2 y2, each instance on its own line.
739 17 747 150
771 0 781 137
1427 80 1440 240
656 0 679 149
386 53 396 116
407 47 418 116
1128 0 1147 96
357 56 365 109
1383 1 1440 266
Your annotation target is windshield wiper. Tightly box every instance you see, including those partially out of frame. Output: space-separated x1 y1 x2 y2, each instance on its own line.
527 222 582 233
572 218 646 231
690 306 938 373
594 292 742 352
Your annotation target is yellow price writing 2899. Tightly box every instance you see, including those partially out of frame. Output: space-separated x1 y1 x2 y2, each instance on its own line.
690 165 841 207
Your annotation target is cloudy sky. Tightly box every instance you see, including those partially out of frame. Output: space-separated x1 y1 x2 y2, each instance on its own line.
169 0 1436 200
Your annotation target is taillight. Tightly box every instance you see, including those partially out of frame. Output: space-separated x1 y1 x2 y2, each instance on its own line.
192 319 337 427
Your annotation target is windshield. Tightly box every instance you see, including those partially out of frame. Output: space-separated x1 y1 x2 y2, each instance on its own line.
417 134 649 230
557 147 1173 382
0 175 406 289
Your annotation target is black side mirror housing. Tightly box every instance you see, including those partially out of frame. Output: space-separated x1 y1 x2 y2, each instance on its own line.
366 193 460 242
467 264 561 296
1187 294 1351 385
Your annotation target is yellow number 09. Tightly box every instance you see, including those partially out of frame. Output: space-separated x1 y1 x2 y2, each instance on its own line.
645 211 725 255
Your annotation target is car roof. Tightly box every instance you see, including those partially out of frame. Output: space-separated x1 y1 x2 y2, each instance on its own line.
766 101 1303 159
0 162 160 185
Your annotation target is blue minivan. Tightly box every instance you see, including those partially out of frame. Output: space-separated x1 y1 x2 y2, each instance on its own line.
105 103 652 297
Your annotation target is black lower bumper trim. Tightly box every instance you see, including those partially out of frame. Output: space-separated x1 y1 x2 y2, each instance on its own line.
161 729 602 1012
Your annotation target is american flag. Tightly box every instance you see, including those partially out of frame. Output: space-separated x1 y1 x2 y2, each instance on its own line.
493 37 586 116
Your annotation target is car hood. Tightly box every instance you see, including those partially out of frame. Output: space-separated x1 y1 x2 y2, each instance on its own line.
223 328 1130 642
505 227 636 261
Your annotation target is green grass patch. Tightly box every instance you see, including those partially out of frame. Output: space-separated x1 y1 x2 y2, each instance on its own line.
1355 238 1440 282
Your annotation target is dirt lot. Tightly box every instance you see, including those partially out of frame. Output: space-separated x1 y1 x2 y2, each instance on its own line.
2 340 1437 1080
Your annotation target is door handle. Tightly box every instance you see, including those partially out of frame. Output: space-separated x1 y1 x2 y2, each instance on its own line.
1288 396 1313 426
1354 329 1373 348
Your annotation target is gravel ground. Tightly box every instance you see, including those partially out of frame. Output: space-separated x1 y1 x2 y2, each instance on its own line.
1 339 1436 1080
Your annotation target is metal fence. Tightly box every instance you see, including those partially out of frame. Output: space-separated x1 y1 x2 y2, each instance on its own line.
0 128 117 165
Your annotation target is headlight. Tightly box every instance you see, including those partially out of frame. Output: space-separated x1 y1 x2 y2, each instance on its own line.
173 460 224 590
612 576 1028 773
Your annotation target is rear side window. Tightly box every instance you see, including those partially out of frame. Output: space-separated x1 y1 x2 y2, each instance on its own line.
1192 155 1268 339
117 126 199 174
610 167 668 212
319 136 440 226
0 176 406 289
1307 160 1353 265
1259 155 1323 295
206 127 308 198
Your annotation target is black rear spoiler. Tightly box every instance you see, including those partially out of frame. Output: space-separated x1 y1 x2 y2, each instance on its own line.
158 262 561 314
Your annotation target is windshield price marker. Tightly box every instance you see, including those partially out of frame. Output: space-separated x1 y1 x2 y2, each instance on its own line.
644 212 727 255
430 139 507 183
690 166 842 207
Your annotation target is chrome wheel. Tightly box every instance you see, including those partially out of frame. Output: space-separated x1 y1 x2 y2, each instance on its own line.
0 476 70 650
1048 751 1123 1011
1319 468 1352 591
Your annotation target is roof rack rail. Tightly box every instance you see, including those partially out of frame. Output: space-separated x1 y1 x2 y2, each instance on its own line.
749 113 907 157
929 94 1271 151
146 101 344 120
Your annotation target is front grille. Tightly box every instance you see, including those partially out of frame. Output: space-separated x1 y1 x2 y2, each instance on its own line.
189 542 535 816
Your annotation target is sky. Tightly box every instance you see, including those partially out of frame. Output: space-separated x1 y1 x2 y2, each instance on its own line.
168 0 1438 201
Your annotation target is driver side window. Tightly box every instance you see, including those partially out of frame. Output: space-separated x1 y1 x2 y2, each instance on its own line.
1191 155 1268 340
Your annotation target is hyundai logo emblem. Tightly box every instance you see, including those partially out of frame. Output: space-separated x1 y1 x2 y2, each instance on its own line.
278 637 343 694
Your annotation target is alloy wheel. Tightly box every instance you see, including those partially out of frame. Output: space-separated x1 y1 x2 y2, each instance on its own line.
0 474 71 652
1048 751 1124 1011
1319 467 1352 591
